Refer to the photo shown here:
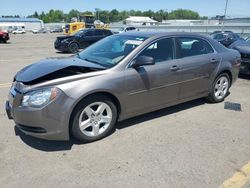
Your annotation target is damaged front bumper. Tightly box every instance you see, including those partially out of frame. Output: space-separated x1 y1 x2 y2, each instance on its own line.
240 58 250 75
5 85 75 141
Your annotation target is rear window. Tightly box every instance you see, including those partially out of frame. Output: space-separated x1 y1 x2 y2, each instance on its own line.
94 30 103 36
211 33 226 40
177 37 214 58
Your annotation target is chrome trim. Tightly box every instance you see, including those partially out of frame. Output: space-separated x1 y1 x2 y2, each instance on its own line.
125 35 218 69
128 75 207 96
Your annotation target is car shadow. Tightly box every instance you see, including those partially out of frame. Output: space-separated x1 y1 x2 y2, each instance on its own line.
239 74 250 80
56 51 72 54
116 98 205 129
15 98 206 152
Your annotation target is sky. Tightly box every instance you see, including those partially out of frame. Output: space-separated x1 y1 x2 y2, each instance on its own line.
0 0 250 18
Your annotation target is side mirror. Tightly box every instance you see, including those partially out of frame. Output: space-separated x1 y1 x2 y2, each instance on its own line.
131 56 155 68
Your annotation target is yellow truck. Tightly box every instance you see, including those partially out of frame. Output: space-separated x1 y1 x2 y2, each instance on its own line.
65 22 85 35
64 15 109 35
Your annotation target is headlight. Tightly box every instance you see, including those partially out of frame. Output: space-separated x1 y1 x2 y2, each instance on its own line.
62 39 70 43
21 88 60 107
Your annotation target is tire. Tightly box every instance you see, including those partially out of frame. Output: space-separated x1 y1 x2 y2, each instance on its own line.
71 94 118 142
68 42 79 53
206 73 230 103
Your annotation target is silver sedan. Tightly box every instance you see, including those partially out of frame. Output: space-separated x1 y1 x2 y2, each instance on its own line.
6 32 241 142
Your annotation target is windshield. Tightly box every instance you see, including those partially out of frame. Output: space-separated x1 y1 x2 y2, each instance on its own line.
72 29 86 36
77 35 147 68
211 33 226 40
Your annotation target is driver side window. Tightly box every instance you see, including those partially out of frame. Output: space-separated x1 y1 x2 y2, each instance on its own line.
85 31 94 36
139 38 175 63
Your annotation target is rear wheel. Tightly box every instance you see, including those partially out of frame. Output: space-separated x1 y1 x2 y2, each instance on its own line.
71 95 117 142
68 42 79 53
206 73 230 103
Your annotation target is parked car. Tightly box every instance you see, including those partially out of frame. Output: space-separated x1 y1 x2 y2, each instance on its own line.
32 28 47 34
229 38 250 75
12 29 26 34
210 31 241 47
0 31 9 43
6 32 241 142
119 26 137 33
54 28 113 53
50 28 63 33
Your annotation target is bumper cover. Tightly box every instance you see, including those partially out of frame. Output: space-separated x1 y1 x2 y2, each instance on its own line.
5 91 75 141
5 101 13 119
240 59 250 75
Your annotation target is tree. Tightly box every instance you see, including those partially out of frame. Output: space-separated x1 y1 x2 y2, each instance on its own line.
109 9 119 22
168 9 200 20
24 8 204 23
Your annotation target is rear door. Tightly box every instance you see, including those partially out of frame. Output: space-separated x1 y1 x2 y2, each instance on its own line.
175 37 220 99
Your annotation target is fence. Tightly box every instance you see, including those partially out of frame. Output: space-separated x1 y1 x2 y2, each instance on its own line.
110 25 250 37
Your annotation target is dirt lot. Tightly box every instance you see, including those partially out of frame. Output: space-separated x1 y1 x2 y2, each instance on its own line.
0 33 250 188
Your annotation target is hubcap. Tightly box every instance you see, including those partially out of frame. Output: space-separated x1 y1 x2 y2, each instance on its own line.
70 44 78 53
78 102 112 137
214 76 229 100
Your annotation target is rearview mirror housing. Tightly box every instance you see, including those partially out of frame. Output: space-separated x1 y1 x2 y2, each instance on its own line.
131 55 155 68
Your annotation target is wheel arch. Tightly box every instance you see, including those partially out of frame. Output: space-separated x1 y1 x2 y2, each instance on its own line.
68 91 122 136
216 69 233 85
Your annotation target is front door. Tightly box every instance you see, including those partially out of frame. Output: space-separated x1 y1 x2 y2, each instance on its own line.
124 37 182 115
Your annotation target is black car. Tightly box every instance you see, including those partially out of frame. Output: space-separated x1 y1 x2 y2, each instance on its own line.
210 31 241 47
55 29 113 53
229 38 250 75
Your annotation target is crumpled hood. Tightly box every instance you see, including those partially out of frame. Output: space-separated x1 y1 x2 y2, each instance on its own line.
57 35 75 40
15 57 105 83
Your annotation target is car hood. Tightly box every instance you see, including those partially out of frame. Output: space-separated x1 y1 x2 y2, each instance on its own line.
15 57 106 84
57 35 75 40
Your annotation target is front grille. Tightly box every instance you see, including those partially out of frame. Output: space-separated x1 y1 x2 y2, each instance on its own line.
54 40 60 48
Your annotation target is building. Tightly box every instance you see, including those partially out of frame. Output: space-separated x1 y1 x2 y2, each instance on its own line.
0 18 44 32
125 16 158 26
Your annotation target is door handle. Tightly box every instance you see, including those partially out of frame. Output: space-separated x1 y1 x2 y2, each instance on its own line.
210 58 219 64
170 65 181 71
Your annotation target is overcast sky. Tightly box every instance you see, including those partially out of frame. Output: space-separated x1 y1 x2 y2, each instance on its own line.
0 0 249 17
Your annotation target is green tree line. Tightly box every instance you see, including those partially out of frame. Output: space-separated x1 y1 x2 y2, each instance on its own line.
27 9 207 23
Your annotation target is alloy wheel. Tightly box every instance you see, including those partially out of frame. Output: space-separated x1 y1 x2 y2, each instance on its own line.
78 102 112 137
214 76 229 100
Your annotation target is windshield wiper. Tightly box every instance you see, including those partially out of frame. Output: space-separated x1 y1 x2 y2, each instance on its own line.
82 58 109 68
83 58 99 64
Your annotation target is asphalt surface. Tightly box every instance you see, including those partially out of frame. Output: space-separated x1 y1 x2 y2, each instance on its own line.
0 33 250 188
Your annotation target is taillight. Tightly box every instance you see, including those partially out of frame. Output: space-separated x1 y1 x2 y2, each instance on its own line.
235 58 241 68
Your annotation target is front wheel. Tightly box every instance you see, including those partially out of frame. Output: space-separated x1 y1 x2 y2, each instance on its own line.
68 42 79 53
206 73 230 103
71 95 117 142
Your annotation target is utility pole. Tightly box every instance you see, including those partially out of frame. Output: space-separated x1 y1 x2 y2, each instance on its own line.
95 8 100 20
224 0 229 18
222 0 229 31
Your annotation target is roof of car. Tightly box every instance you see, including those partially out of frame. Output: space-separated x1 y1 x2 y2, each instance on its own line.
79 28 110 31
117 31 208 38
